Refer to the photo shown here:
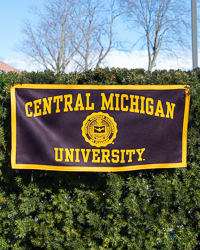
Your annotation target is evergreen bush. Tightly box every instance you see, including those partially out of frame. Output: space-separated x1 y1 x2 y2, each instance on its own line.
0 68 200 249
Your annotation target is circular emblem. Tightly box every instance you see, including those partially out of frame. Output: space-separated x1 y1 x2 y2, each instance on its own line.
81 112 118 147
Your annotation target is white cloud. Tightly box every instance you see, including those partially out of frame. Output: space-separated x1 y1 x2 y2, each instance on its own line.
4 49 198 73
154 50 193 71
106 50 194 71
105 50 148 70
4 58 39 72
106 50 149 70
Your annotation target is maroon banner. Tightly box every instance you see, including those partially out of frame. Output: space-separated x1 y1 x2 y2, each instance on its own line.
11 84 190 172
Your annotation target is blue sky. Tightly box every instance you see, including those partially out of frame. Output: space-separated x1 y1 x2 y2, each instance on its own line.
0 0 44 60
0 0 199 72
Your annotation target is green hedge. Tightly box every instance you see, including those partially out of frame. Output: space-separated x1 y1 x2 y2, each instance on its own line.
0 68 200 249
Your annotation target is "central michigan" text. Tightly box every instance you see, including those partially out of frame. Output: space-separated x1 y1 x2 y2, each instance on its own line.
25 93 176 119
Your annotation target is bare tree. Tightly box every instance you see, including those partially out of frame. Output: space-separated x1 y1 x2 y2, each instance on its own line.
20 0 80 73
70 0 121 71
19 0 120 73
120 0 190 72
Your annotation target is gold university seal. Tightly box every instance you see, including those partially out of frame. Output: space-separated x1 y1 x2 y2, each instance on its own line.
81 112 118 147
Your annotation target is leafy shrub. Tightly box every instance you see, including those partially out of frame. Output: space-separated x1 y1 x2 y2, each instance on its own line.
0 68 200 249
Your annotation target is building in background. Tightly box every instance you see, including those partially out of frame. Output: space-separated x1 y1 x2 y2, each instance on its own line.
0 61 21 74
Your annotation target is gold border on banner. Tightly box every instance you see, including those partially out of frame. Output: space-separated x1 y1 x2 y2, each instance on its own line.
10 84 190 172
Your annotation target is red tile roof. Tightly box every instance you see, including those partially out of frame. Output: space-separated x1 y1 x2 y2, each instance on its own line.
0 61 21 74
